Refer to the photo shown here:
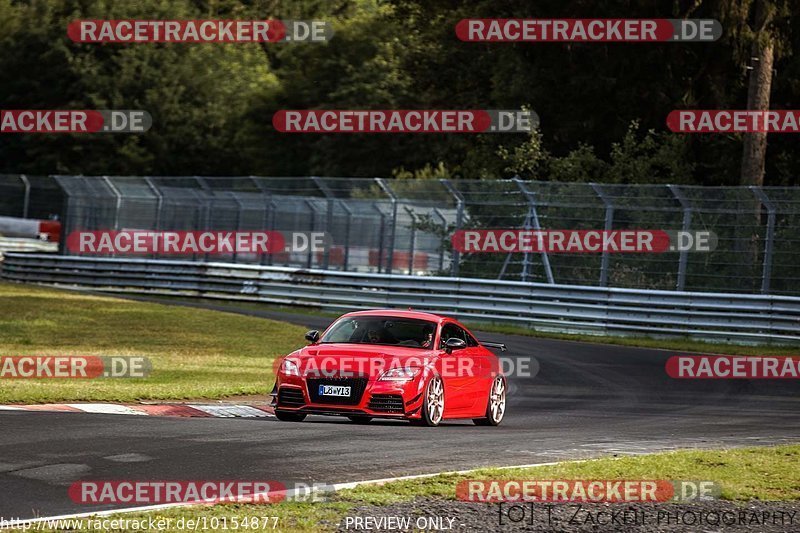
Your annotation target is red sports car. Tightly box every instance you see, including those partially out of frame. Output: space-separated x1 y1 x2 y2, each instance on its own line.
271 309 507 426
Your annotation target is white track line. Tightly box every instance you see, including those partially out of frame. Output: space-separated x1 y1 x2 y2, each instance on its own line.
65 404 148 416
0 403 273 418
187 405 272 418
4 459 591 528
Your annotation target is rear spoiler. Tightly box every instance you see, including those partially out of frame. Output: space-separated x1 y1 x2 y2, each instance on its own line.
480 341 507 352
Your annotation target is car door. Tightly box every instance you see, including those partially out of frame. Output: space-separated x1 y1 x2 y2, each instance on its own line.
463 329 493 415
438 323 476 413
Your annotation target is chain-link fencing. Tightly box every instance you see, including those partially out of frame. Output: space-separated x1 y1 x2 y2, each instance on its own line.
0 175 796 295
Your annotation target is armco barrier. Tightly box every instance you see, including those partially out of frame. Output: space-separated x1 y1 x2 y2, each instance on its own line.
2 253 800 344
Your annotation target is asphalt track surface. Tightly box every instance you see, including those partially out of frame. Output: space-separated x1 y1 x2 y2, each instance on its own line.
1 298 799 520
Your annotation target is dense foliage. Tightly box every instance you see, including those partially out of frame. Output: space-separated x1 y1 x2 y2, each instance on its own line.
0 0 796 184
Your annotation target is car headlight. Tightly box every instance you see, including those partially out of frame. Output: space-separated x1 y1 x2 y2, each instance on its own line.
280 359 300 376
378 367 421 382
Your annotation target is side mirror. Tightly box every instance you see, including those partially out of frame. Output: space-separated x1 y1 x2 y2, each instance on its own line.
444 337 467 354
305 330 320 344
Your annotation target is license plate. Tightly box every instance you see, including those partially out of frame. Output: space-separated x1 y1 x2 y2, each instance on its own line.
319 384 351 397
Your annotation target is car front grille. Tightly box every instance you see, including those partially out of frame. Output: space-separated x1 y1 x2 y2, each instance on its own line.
277 387 305 407
367 394 405 413
307 377 368 405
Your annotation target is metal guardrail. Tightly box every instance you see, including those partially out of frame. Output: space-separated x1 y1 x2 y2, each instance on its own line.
2 253 800 345
0 238 58 255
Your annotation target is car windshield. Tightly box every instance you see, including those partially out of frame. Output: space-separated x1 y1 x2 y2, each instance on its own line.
320 316 436 349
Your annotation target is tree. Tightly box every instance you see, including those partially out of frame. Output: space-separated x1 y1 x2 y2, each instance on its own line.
728 0 792 186
741 0 774 186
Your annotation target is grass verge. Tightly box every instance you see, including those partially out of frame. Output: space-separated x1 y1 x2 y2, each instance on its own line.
15 445 800 533
0 281 306 403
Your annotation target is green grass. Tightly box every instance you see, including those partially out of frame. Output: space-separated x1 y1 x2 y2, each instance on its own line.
129 293 342 321
1 281 795 403
14 445 799 533
0 281 306 403
341 445 800 504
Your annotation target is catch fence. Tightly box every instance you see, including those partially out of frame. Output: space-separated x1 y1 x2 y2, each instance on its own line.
0 175 798 295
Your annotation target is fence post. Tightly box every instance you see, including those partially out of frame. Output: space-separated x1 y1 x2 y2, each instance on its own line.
340 200 353 271
144 177 163 231
19 175 30 218
312 177 334 269
441 179 464 277
101 176 122 231
194 177 213 262
250 177 273 266
751 186 775 294
513 177 554 283
100 176 122 259
375 178 397 273
229 191 244 263
668 184 692 291
267 197 278 265
372 203 386 274
304 199 320 268
591 183 614 287
404 206 417 274
432 207 447 272
144 177 163 260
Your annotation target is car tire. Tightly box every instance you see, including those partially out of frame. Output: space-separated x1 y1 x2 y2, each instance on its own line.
274 410 307 422
347 415 372 424
473 376 506 426
417 376 445 427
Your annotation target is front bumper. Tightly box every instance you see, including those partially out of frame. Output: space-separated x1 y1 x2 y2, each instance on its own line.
274 374 425 419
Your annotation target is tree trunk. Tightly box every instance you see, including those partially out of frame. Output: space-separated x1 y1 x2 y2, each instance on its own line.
740 0 776 290
740 0 775 187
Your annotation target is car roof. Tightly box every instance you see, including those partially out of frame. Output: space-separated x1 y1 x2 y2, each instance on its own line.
342 309 449 324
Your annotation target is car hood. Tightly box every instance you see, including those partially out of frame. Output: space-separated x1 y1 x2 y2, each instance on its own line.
292 343 438 379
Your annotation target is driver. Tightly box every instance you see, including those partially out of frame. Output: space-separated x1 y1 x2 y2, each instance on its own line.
421 325 434 348
367 328 383 343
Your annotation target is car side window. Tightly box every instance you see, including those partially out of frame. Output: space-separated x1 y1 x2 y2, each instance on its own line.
464 330 479 347
439 324 463 349
453 325 478 347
